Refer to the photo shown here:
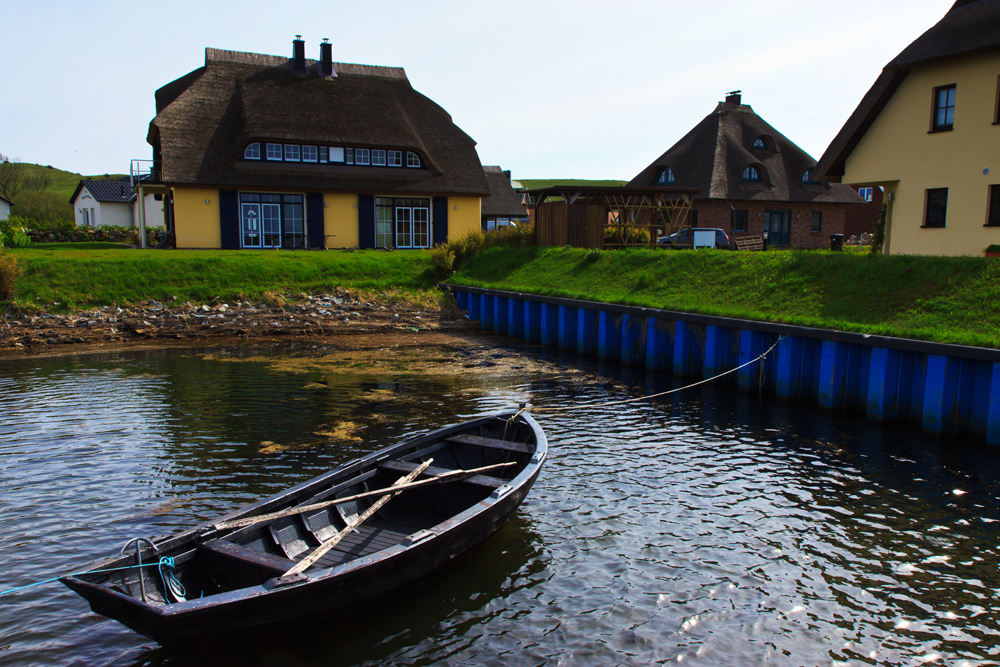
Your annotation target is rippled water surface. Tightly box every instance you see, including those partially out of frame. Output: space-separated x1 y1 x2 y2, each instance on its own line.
3 338 1000 667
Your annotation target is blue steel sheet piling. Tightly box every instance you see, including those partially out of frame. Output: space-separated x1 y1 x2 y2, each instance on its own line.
559 306 578 350
578 308 599 355
507 298 524 339
448 287 1000 445
621 314 645 365
598 311 622 360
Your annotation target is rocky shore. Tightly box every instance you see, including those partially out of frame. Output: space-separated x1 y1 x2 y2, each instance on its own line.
0 293 471 355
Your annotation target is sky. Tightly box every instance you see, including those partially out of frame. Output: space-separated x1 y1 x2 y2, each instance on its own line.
0 0 956 181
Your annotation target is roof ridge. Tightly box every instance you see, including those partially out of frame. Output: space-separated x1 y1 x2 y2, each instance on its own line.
204 47 407 80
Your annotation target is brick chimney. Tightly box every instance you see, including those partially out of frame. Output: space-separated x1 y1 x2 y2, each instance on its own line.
291 35 306 75
725 90 742 106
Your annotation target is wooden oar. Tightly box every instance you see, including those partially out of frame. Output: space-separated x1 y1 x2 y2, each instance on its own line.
214 461 516 531
282 459 434 577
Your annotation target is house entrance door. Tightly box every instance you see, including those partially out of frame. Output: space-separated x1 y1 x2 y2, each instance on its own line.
766 211 791 246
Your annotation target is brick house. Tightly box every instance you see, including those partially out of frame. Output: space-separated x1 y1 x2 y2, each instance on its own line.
628 92 863 248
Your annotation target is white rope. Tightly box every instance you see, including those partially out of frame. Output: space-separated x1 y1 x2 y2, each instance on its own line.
525 335 786 415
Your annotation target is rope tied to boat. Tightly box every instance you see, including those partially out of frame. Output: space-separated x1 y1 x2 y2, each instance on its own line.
509 335 786 420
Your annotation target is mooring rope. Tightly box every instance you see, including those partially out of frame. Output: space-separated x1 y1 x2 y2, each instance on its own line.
0 560 166 598
511 335 786 419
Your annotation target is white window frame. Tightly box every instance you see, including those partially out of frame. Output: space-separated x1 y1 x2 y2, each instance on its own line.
372 149 387 166
406 151 421 168
355 148 370 165
388 150 402 167
329 147 345 163
244 143 261 160
284 144 301 162
858 187 873 202
302 145 318 163
266 143 283 160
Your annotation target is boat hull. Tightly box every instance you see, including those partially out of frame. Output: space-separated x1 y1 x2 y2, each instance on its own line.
63 412 545 652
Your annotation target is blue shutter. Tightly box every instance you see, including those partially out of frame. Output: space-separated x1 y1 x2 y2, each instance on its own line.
432 196 448 246
306 193 324 248
358 195 375 249
219 190 239 249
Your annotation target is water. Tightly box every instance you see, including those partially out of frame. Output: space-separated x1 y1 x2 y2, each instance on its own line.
2 337 1000 666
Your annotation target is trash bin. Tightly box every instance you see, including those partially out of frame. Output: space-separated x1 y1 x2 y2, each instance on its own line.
830 234 844 251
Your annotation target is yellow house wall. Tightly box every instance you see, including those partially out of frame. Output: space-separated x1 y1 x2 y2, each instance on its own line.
843 51 1000 255
447 196 482 240
172 188 221 249
323 193 358 248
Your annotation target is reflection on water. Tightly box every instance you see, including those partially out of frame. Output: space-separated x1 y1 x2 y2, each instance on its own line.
2 336 1000 666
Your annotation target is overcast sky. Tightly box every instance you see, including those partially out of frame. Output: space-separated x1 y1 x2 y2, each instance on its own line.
0 0 954 180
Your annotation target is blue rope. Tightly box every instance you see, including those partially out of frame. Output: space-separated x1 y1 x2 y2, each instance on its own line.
158 557 186 603
0 562 158 598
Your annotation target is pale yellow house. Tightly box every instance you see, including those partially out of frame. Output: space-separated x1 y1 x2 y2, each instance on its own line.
143 37 487 250
814 0 1000 256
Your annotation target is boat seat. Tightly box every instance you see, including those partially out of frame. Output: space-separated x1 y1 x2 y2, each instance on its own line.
269 518 314 560
379 459 506 489
445 433 533 454
198 539 296 581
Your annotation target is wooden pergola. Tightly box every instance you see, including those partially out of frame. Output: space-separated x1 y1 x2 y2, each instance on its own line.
530 186 700 249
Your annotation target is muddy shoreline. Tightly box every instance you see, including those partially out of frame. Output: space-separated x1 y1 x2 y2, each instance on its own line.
0 293 479 358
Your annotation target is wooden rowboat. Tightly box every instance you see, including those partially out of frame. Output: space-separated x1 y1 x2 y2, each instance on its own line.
62 411 546 652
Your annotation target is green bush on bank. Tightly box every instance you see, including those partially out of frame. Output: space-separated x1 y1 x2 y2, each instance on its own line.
0 251 21 299
430 224 534 278
1 217 31 248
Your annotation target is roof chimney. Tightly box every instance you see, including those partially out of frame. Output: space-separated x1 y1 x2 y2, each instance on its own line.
291 35 306 75
318 38 335 77
725 90 742 106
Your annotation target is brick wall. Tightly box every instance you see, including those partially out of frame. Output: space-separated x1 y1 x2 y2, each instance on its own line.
687 200 847 249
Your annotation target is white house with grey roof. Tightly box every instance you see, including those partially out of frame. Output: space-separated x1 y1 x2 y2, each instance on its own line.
69 178 163 228
0 195 12 222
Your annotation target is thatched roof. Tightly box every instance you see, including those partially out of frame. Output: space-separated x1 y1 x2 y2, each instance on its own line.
815 0 1000 181
628 95 862 204
481 166 527 217
148 47 489 196
69 178 134 205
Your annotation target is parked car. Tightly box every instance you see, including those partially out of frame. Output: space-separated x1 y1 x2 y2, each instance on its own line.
657 227 732 250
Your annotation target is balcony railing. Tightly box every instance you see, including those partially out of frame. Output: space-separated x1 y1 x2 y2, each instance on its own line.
130 160 162 188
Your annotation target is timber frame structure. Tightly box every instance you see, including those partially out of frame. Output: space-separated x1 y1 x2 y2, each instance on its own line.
531 186 699 249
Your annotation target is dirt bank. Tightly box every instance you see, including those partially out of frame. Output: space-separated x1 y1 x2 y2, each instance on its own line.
0 293 476 357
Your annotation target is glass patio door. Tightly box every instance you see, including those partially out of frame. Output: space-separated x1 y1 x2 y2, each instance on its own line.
396 207 413 248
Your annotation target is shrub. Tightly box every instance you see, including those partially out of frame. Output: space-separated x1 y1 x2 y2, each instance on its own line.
0 216 31 247
439 223 535 273
430 244 456 278
604 226 650 245
0 251 22 299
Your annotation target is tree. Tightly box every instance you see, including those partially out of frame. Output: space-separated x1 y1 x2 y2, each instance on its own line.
0 154 48 202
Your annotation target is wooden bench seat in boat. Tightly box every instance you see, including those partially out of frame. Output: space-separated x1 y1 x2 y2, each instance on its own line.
378 459 507 489
445 433 534 454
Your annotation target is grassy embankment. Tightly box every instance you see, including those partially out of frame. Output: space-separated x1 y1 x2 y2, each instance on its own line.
445 246 1000 349
4 243 1000 349
4 245 443 310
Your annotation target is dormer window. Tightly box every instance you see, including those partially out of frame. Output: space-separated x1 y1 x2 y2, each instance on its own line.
655 167 675 184
266 143 282 160
244 143 261 160
302 145 318 163
407 151 421 168
742 165 762 183
802 169 811 182
752 137 768 150
284 144 301 162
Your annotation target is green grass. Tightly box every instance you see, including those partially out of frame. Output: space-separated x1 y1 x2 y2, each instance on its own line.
17 163 126 201
6 243 1000 349
445 246 1000 348
5 247 443 310
516 178 628 189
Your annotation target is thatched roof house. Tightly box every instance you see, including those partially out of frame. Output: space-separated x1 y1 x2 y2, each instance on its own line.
628 92 862 248
481 166 528 229
148 38 489 249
